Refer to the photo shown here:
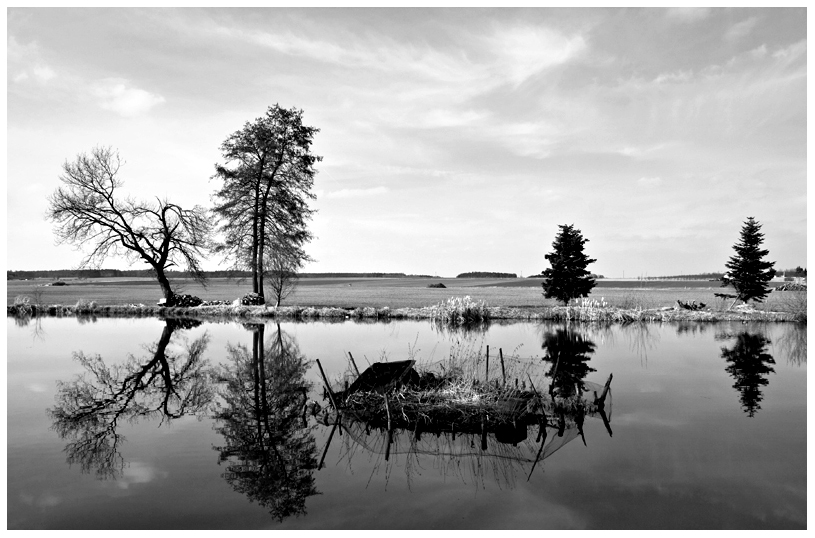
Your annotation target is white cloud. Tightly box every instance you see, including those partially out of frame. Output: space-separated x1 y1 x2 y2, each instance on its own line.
325 186 387 199
725 17 759 42
638 177 663 187
487 26 587 86
32 65 56 82
666 7 711 22
118 461 167 489
92 80 166 117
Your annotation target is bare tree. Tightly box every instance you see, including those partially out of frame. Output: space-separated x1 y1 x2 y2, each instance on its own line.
47 147 212 304
264 238 310 307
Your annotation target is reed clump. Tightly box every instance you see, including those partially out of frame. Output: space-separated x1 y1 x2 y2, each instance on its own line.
430 296 490 325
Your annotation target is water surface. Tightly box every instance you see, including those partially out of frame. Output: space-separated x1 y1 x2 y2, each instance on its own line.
7 317 806 529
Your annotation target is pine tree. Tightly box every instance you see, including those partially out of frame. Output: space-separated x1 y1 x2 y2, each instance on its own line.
722 217 776 307
542 224 597 305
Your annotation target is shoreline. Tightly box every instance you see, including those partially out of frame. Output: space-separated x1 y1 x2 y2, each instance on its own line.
6 303 803 323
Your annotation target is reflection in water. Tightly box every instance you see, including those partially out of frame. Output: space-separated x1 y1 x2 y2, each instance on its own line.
48 319 212 478
777 324 807 366
315 325 612 490
719 332 776 417
541 328 597 398
212 323 319 522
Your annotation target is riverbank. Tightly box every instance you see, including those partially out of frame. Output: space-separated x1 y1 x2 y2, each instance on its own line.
6 302 803 323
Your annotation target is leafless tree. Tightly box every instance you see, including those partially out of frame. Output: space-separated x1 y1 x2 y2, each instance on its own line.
263 239 309 307
46 147 212 304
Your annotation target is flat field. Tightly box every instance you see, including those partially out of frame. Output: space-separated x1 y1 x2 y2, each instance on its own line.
6 276 803 314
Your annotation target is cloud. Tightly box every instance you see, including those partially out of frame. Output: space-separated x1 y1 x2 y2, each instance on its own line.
92 79 166 117
725 17 759 42
118 461 167 489
666 7 711 22
487 25 587 86
324 186 387 199
638 177 663 187
8 36 57 84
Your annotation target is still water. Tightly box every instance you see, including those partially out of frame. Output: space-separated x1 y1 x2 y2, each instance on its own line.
7 317 806 529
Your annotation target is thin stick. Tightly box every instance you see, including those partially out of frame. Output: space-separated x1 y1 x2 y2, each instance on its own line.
485 345 490 384
318 421 339 469
316 359 340 410
527 426 548 481
600 374 614 404
348 352 360 377
499 348 506 386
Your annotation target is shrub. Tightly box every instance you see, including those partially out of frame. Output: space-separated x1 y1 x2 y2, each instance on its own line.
431 296 490 325
240 292 265 306
74 298 98 311
427 283 447 288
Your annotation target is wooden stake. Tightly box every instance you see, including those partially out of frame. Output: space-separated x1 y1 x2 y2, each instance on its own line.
598 373 613 405
315 359 340 410
318 421 338 470
485 345 490 384
348 352 360 377
499 348 506 386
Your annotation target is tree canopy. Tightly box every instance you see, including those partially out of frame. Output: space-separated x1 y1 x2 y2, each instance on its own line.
541 224 597 305
212 105 320 302
46 147 212 303
721 217 776 305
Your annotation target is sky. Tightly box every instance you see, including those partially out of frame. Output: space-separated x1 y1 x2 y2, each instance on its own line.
6 7 807 278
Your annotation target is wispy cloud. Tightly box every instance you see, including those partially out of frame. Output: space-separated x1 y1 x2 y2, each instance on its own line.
665 7 711 22
725 16 759 42
92 79 166 117
324 186 388 199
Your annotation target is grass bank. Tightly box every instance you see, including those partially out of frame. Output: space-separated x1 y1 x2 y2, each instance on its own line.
7 277 805 323
7 300 803 323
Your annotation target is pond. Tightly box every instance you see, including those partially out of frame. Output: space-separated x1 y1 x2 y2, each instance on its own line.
7 316 806 529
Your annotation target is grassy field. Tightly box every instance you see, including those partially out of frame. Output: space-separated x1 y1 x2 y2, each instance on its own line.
7 276 805 316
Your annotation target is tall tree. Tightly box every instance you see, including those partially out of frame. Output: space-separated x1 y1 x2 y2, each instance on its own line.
541 224 597 305
212 105 320 302
47 147 212 304
721 217 776 307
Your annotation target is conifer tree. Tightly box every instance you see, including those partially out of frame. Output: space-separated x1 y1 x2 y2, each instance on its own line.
542 224 597 305
722 217 776 308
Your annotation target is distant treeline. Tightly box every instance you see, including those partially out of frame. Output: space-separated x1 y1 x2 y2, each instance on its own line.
527 273 605 279
642 273 724 280
456 272 517 278
7 269 436 280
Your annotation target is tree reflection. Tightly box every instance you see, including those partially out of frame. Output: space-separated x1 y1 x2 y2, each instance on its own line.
777 324 806 366
720 332 776 417
541 327 597 398
212 323 318 522
48 318 212 478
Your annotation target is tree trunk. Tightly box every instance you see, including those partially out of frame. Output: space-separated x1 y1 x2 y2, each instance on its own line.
257 220 265 301
155 266 174 303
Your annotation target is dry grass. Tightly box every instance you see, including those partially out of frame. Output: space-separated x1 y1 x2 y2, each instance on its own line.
7 277 804 323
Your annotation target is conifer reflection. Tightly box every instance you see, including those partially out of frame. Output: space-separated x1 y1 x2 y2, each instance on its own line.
212 323 318 522
48 319 212 478
720 332 776 417
541 327 597 398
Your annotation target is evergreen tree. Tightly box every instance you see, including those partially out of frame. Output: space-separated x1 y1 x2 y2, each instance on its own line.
722 217 776 307
542 224 597 305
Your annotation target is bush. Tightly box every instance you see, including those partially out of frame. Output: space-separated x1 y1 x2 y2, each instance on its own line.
74 298 98 311
431 296 490 325
240 292 265 306
170 293 203 307
427 283 447 288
